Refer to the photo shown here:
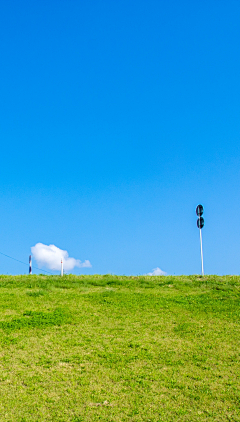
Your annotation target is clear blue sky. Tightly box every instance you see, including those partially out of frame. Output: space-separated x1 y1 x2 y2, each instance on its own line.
0 0 240 275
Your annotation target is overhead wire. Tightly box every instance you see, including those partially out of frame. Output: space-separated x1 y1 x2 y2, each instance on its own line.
0 251 55 275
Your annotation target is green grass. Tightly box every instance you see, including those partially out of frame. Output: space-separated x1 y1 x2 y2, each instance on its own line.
0 274 239 421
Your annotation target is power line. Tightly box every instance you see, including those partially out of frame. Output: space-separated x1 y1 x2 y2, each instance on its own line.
0 251 54 275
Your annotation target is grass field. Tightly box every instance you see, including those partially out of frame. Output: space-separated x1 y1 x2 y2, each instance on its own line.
0 274 239 421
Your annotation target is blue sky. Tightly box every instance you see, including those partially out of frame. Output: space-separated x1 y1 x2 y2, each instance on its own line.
0 0 240 275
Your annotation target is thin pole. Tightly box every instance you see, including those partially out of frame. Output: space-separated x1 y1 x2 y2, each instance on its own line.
29 255 32 275
199 228 204 276
61 259 63 276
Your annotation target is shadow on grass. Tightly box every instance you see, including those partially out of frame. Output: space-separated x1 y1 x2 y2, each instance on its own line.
0 308 71 332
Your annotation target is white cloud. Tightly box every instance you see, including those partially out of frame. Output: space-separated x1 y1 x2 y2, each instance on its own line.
147 267 167 276
31 243 92 272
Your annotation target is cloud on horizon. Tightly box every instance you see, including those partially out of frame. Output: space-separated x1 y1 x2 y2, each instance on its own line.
31 243 92 272
147 267 167 276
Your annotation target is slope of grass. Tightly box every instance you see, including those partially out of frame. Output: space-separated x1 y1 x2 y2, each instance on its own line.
0 274 239 421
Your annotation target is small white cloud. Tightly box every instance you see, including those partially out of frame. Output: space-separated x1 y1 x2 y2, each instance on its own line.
31 243 92 272
80 259 91 268
147 267 167 276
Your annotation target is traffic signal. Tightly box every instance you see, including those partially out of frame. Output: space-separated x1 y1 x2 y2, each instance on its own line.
196 204 204 275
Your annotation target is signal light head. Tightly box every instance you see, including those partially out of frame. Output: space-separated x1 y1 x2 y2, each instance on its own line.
196 204 203 216
197 217 204 229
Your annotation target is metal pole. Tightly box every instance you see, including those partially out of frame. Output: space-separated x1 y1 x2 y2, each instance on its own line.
199 228 204 276
61 259 63 276
29 255 32 275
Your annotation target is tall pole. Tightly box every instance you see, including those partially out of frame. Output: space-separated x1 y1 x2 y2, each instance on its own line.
61 259 63 276
199 228 204 276
196 204 205 276
29 255 32 275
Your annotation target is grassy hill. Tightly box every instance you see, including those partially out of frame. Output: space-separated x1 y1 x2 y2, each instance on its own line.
0 274 239 421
